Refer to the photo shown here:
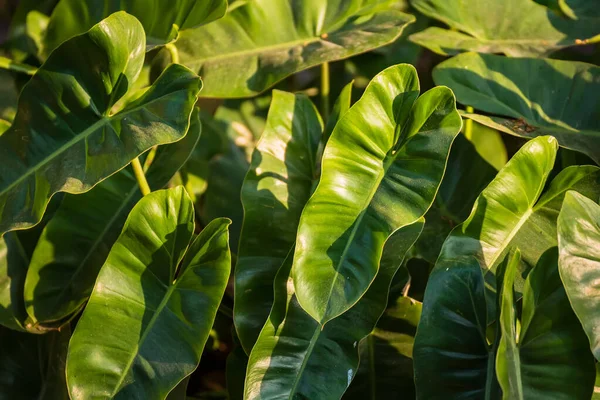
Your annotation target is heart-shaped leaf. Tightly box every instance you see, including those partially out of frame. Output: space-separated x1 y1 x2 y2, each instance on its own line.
0 12 202 236
292 64 462 325
66 187 231 399
434 52 600 164
23 112 202 326
409 0 600 57
558 191 600 360
44 0 227 54
176 0 415 97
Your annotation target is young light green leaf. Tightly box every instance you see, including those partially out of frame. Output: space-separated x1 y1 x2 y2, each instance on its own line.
558 191 600 360
497 248 595 399
23 112 202 326
235 90 323 353
66 188 231 400
410 0 600 57
176 0 415 97
44 0 227 54
0 12 202 236
292 64 462 325
246 221 424 400
434 53 600 164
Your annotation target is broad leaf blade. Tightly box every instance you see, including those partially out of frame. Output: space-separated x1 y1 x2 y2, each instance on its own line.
292 64 461 324
558 191 600 360
0 12 203 236
66 188 231 399
434 53 600 164
24 112 202 325
177 0 415 97
235 90 323 353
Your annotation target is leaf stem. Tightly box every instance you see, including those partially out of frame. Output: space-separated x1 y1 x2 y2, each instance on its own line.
464 106 474 140
0 56 37 75
321 62 330 120
131 157 151 196
166 43 180 64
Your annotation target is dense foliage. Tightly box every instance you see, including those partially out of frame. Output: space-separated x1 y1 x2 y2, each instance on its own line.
0 0 599 399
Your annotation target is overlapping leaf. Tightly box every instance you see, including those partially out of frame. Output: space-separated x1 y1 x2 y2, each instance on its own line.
67 187 231 400
23 113 202 326
176 0 415 97
292 64 462 325
409 0 600 56
0 12 202 236
434 52 600 164
44 0 227 54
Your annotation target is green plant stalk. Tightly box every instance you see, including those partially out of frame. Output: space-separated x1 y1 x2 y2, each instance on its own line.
0 56 37 75
131 158 151 196
464 106 474 140
166 43 180 64
321 62 330 120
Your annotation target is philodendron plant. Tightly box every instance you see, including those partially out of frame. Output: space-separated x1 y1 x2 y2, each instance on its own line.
1 0 600 399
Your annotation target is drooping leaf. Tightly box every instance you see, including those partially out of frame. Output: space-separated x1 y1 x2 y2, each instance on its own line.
292 64 462 325
496 248 595 399
66 188 231 400
176 0 416 97
0 326 70 400
0 12 202 236
44 0 227 54
409 0 600 57
466 121 507 171
234 90 323 353
558 191 600 360
434 52 600 164
344 296 422 399
245 221 424 400
23 112 202 326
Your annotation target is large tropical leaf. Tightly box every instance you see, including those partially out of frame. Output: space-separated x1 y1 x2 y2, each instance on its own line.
409 0 600 57
0 327 70 400
0 12 202 236
66 188 231 399
414 136 600 398
496 249 595 399
23 113 202 326
44 0 227 54
292 64 462 325
176 0 415 97
245 221 423 400
235 90 323 353
558 191 600 360
434 52 600 164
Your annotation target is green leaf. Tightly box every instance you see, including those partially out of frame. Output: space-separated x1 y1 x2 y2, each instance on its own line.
245 221 423 399
0 12 202 236
292 64 462 325
558 191 600 360
66 188 231 400
559 0 600 20
323 81 353 146
0 232 30 331
344 296 422 399
235 90 323 353
0 327 70 399
0 70 18 122
176 0 415 97
467 122 507 171
434 53 600 164
496 248 595 399
23 112 202 326
44 0 227 54
409 0 600 57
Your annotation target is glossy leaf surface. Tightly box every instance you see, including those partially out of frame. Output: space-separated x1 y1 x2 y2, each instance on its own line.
24 113 202 325
177 0 415 97
0 12 202 236
67 188 231 400
235 90 323 353
410 0 600 57
558 191 600 360
292 64 462 324
434 53 600 164
44 0 227 53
